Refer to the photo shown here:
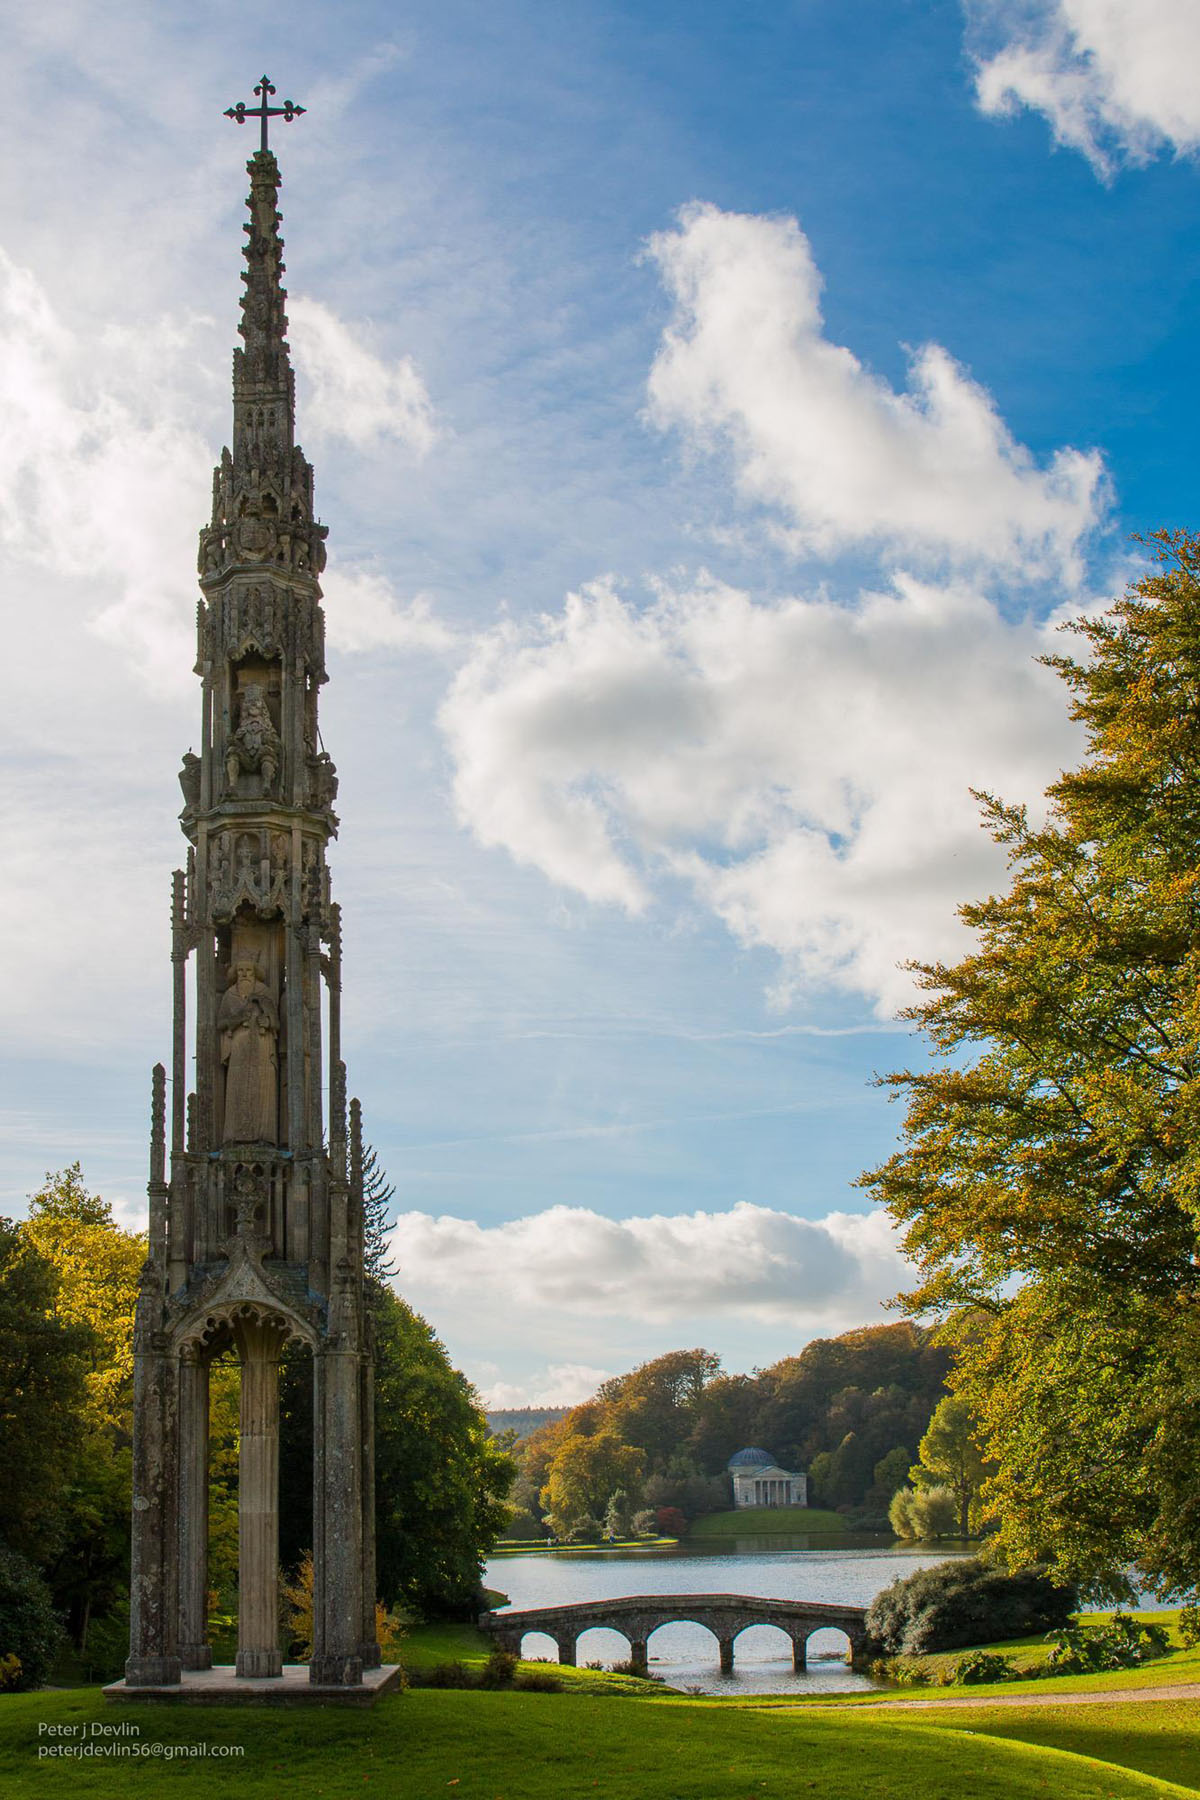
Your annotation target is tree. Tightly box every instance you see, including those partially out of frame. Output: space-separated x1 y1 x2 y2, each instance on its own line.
19 1168 144 1645
889 1484 957 1541
278 1282 515 1619
373 1287 515 1616
863 534 1200 1598
0 1217 89 1565
911 1397 990 1539
361 1143 398 1284
539 1427 644 1529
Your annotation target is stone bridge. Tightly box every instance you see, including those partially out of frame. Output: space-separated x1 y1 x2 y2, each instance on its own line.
479 1593 869 1675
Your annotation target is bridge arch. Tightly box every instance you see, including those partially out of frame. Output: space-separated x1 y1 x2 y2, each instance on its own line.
575 1625 634 1668
803 1624 855 1665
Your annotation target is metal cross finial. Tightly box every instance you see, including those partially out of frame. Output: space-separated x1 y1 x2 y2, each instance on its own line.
225 75 306 155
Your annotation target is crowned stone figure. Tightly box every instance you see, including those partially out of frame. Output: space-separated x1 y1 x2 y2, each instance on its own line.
218 959 279 1143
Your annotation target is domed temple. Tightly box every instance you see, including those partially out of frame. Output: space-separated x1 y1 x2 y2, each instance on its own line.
727 1447 808 1509
116 86 389 1697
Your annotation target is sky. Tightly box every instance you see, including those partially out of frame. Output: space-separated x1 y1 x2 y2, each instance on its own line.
2 0 1199 1406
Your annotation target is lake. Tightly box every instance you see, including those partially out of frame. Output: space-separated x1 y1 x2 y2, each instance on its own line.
485 1537 972 1695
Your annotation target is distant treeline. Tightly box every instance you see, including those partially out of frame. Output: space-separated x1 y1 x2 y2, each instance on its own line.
507 1324 952 1538
486 1407 570 1441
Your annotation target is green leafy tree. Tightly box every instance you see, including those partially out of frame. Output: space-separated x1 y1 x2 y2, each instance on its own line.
0 1218 89 1566
539 1428 644 1529
889 1484 958 1541
603 1488 634 1540
869 1446 914 1508
373 1286 514 1615
863 533 1200 1598
911 1396 990 1538
279 1282 514 1619
20 1168 144 1646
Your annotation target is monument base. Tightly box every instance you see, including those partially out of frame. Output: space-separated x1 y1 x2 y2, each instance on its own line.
103 1663 403 1707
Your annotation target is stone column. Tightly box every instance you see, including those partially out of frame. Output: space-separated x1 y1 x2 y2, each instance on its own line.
718 1636 735 1676
125 1308 181 1687
234 1314 286 1678
177 1349 212 1669
628 1638 648 1676
358 1347 381 1667
310 1335 364 1686
555 1635 577 1667
791 1634 807 1671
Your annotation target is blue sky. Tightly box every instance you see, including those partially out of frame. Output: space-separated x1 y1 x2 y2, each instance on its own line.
2 0 1198 1401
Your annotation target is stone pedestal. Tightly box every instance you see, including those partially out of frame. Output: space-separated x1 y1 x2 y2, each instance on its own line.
718 1636 735 1675
792 1635 807 1671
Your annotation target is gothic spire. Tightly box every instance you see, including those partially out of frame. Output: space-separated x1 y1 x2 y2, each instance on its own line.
234 152 294 460
199 149 326 592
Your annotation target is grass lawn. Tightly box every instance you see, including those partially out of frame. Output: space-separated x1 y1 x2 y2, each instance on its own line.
804 1610 1200 1704
890 1698 1200 1797
2 1685 1194 1800
687 1507 849 1539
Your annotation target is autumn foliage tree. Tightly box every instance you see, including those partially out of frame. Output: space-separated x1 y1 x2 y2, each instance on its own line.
863 534 1200 1599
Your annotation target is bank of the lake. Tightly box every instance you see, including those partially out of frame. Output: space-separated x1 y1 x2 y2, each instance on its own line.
484 1535 972 1695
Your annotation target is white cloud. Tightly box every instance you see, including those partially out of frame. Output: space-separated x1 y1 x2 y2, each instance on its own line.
389 1201 907 1327
321 566 457 655
970 0 1200 175
0 248 210 687
646 203 1104 577
480 1363 615 1409
289 295 436 454
440 572 1080 1013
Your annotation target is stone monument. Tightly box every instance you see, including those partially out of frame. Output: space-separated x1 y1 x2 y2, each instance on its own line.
120 81 382 1694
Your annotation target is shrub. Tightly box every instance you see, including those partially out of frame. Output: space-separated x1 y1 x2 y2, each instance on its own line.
1178 1603 1200 1648
479 1645 517 1688
420 1660 473 1688
655 1507 687 1538
949 1649 1020 1686
1045 1615 1171 1675
869 1654 933 1686
864 1557 1076 1656
0 1545 63 1691
889 1484 958 1541
631 1510 657 1537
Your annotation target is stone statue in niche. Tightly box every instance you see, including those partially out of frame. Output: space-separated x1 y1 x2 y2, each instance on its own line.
308 750 338 811
218 960 279 1144
178 751 201 812
226 682 281 796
